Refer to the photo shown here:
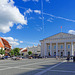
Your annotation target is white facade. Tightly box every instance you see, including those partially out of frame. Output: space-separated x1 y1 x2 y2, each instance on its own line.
27 44 41 55
40 32 75 57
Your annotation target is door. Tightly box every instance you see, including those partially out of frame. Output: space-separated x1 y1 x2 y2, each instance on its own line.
54 52 56 56
61 52 63 56
68 52 70 56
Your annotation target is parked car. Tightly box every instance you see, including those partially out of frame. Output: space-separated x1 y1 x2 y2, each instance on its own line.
11 56 22 60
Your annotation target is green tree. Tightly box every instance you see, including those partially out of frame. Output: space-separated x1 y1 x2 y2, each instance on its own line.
13 48 20 56
0 47 5 55
10 49 14 56
28 51 32 55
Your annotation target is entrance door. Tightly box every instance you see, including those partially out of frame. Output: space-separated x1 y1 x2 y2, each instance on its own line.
54 52 56 56
68 52 70 56
61 52 63 56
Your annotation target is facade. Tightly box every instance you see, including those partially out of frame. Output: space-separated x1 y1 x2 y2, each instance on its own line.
40 32 75 57
20 48 28 56
0 37 11 56
27 44 41 55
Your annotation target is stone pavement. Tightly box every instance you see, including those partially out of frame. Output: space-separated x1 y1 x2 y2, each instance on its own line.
0 58 74 75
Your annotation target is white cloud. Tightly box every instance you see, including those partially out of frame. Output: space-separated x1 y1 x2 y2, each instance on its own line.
17 25 23 29
43 12 75 22
34 10 41 14
20 41 23 43
47 19 53 22
28 17 35 20
24 41 38 45
32 0 39 2
25 8 33 14
68 30 75 35
0 0 27 33
47 18 53 22
23 0 39 2
46 0 50 3
3 37 20 47
22 0 30 2
39 17 42 19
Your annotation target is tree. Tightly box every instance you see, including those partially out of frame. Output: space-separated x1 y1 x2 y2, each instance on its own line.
13 48 20 56
0 47 5 55
28 51 32 55
9 49 14 56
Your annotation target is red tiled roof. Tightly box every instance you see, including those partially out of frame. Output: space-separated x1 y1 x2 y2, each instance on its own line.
0 37 11 49
0 41 4 48
20 48 23 50
22 49 27 52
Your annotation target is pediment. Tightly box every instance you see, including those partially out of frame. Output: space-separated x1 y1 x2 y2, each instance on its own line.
45 32 75 40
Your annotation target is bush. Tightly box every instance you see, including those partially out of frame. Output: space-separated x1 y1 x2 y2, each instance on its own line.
28 51 32 55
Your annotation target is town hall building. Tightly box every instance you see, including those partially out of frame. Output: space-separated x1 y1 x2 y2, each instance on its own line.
40 32 75 57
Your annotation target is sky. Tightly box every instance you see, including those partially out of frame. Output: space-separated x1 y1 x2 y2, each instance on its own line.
0 0 75 48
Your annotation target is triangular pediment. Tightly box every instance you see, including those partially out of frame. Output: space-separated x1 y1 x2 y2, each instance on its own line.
45 32 75 40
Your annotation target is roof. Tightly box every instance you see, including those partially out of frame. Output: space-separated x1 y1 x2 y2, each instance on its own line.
0 41 4 48
22 49 27 52
20 48 27 52
40 32 75 41
20 48 23 50
0 37 11 49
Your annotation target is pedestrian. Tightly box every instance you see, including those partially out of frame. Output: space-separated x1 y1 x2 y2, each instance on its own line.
73 56 75 62
67 55 70 62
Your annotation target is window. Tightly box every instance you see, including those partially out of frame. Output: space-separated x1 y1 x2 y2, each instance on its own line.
48 45 50 50
61 45 63 49
54 45 56 49
68 44 70 49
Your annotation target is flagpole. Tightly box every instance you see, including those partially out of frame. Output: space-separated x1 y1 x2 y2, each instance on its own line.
61 26 62 32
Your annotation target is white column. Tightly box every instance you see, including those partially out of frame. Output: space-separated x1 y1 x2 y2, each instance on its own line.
44 43 47 57
56 43 58 56
64 42 67 56
41 42 43 57
50 43 52 56
71 42 74 56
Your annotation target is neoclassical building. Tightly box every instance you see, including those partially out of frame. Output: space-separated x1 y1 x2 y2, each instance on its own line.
40 32 75 57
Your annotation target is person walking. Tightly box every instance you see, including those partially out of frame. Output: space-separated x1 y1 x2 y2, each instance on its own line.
67 55 70 62
73 56 75 62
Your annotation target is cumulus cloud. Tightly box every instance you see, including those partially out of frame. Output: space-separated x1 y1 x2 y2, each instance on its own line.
3 37 20 47
0 0 27 33
68 30 75 35
34 10 41 14
17 25 23 29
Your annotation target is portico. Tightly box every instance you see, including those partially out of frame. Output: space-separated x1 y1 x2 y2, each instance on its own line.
40 32 75 57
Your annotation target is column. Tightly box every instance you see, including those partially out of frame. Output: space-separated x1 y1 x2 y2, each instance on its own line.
56 43 58 56
44 43 47 57
41 42 43 57
64 42 67 56
71 42 74 56
50 43 52 56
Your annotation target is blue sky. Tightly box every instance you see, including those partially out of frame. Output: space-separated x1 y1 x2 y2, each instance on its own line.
0 0 75 48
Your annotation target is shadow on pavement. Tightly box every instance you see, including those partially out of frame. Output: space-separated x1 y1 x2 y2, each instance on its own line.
15 62 61 75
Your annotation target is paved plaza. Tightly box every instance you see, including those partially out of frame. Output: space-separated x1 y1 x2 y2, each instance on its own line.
0 58 75 75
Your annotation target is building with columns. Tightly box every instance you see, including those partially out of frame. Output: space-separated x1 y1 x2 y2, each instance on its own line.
40 32 75 57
